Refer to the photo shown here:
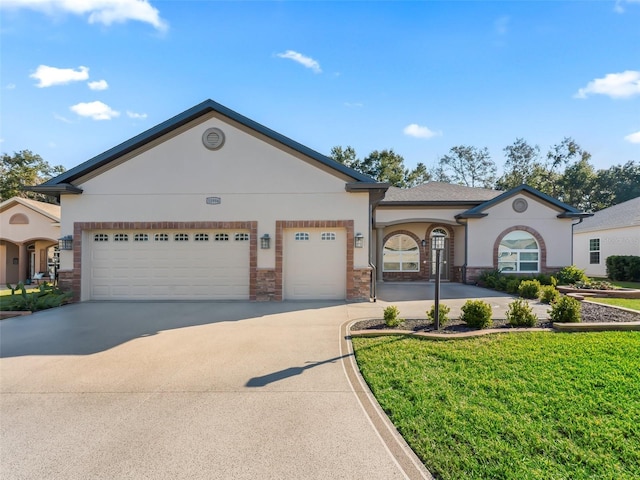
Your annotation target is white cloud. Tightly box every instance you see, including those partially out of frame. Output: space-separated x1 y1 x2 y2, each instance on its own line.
70 101 120 120
403 123 442 139
276 50 322 73
1 0 167 31
615 0 640 13
494 16 509 35
88 79 108 90
31 65 89 87
624 131 640 143
54 113 73 123
574 70 640 99
127 110 147 119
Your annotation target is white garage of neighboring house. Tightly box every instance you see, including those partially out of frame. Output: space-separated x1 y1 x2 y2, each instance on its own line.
31 99 590 302
0 197 60 285
572 196 640 278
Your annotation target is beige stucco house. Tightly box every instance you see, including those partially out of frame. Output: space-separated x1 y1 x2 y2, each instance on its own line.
0 197 60 285
573 196 640 278
31 99 589 302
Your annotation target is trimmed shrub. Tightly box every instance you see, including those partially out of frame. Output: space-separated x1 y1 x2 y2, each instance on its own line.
478 269 501 289
1 282 72 312
534 273 555 286
539 285 560 304
549 296 582 323
383 305 403 328
505 277 523 295
518 279 541 299
495 275 509 292
427 304 451 328
606 255 640 281
555 265 588 285
460 300 493 329
506 298 538 327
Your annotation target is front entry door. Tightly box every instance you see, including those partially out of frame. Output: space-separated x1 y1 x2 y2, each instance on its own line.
430 229 450 281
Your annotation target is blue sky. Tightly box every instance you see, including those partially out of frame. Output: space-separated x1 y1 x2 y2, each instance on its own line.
1 0 639 176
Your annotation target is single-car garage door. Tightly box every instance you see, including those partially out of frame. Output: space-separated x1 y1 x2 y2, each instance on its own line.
88 230 250 300
283 228 346 300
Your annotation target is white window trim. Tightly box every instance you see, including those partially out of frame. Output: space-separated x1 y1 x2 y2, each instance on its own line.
383 234 420 272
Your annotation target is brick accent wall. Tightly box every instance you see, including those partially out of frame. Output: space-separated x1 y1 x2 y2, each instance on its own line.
492 225 547 272
71 221 257 302
350 267 372 301
381 230 427 281
57 270 78 301
255 268 276 302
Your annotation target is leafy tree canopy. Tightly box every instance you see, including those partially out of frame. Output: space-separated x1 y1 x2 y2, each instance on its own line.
0 150 65 203
435 145 497 188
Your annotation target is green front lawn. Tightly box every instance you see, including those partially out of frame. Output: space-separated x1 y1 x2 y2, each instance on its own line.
588 297 640 312
353 332 640 480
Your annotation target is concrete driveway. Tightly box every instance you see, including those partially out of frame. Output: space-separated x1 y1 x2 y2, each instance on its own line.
1 301 431 480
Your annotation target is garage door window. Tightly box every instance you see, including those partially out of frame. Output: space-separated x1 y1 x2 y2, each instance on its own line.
194 233 209 241
175 233 189 242
134 233 149 242
214 233 229 242
155 233 169 242
114 233 128 242
295 232 310 241
321 232 336 241
383 234 419 272
235 233 249 241
94 234 109 242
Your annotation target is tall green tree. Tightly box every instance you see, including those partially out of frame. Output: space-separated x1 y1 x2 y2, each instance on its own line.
544 137 591 198
557 157 597 211
592 160 640 210
435 145 496 188
496 138 547 191
0 150 65 203
330 146 431 188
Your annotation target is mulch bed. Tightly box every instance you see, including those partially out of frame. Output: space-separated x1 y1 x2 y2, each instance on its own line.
351 302 640 334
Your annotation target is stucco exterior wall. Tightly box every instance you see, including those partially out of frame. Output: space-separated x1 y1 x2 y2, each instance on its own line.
376 206 466 226
58 114 371 273
573 226 640 277
466 193 574 272
0 203 59 244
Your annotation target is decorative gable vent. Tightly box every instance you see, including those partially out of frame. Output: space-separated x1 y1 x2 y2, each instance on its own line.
202 128 225 150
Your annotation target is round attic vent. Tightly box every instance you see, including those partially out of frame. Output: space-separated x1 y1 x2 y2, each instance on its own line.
202 128 225 150
512 198 528 213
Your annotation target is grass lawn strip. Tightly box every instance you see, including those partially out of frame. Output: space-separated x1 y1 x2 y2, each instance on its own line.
352 332 640 480
588 297 640 312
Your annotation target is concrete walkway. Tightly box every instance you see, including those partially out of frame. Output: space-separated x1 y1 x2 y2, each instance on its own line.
1 301 431 480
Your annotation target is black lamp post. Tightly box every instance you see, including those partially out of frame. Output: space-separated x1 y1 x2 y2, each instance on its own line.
431 231 446 330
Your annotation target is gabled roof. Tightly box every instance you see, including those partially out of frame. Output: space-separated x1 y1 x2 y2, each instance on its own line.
380 182 501 206
0 197 61 222
32 99 377 193
456 184 591 219
574 196 640 233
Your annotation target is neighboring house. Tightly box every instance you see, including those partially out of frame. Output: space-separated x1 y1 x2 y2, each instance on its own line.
0 197 60 285
573 196 640 278
30 99 590 302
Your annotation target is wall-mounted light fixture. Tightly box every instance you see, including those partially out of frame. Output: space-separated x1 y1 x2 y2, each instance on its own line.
260 234 271 249
58 235 73 251
354 232 364 248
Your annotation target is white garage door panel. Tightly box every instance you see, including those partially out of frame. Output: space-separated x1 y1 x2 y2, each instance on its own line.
89 230 250 300
284 228 346 300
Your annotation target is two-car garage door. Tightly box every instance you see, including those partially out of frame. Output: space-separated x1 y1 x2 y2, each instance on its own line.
88 230 250 300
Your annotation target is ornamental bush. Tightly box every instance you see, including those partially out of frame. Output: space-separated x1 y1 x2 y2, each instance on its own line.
427 303 451 328
383 305 403 328
555 265 588 285
549 296 582 323
460 300 493 329
506 298 538 327
505 277 523 295
518 279 541 299
606 255 640 281
539 285 560 304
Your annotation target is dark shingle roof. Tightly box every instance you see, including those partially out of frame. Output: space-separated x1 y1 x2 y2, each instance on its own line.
574 196 640 233
381 182 502 205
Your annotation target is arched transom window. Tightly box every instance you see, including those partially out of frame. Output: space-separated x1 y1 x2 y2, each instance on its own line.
383 234 419 272
498 230 539 272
